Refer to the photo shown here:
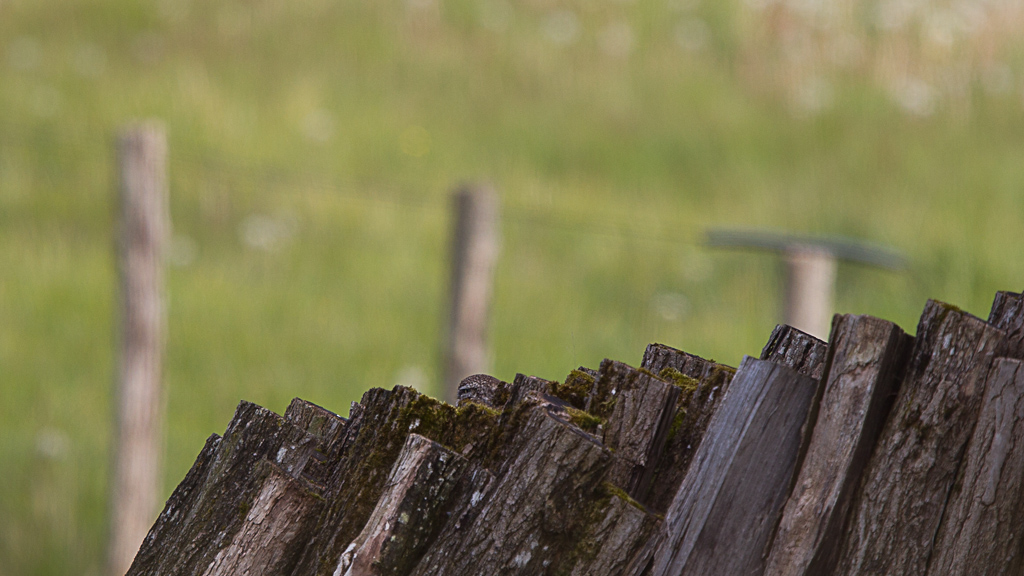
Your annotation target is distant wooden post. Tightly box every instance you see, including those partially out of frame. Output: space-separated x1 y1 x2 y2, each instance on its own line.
443 184 500 404
707 230 905 340
783 246 838 339
108 122 169 576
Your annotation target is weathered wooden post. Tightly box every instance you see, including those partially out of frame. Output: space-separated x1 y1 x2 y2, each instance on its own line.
706 230 905 340
442 184 500 404
108 122 169 576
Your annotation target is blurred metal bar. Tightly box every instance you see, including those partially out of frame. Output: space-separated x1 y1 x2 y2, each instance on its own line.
706 229 905 340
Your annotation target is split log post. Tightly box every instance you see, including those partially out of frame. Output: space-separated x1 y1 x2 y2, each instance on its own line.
648 357 821 576
831 300 1007 576
926 358 1024 574
638 344 736 514
763 315 912 576
706 229 906 340
443 184 500 404
989 290 1024 359
108 122 169 576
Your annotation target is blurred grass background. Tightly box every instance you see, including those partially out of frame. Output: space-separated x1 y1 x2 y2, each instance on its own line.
2 0 1023 573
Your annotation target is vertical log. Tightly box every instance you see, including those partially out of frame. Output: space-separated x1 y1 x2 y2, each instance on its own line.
763 315 912 576
590 361 680 499
109 122 169 576
639 344 735 514
989 290 1024 359
926 358 1024 575
760 323 828 381
443 185 500 404
332 434 470 576
832 301 1007 576
408 406 612 575
650 357 820 576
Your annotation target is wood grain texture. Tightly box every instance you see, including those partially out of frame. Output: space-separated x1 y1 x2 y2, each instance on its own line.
832 301 1008 576
201 461 324 576
650 357 820 576
989 291 1024 360
285 398 348 488
594 361 680 498
126 401 321 576
641 343 717 379
640 345 735 514
927 358 1024 575
763 314 912 576
760 324 828 381
408 405 612 575
334 434 469 576
569 492 660 576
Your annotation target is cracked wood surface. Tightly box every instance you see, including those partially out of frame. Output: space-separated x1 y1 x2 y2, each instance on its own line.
650 357 820 576
639 344 735 514
832 301 1008 576
760 324 828 381
926 358 1024 575
763 314 912 576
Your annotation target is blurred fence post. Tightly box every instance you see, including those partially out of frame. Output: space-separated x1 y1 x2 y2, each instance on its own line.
783 247 838 340
443 184 500 404
706 230 906 341
108 122 169 576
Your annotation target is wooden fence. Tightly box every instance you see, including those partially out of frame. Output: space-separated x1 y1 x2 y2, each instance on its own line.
122 289 1024 575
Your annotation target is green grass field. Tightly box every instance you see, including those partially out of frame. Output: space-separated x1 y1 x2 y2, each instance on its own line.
2 0 1023 573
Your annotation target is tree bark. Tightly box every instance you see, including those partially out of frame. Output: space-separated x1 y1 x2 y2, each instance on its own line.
590 360 680 500
989 290 1024 360
408 405 612 575
333 434 470 576
760 323 828 381
639 344 736 514
926 358 1024 575
832 301 1008 576
763 315 912 576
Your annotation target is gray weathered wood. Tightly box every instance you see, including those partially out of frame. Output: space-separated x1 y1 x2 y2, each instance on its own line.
570 490 661 576
650 357 820 576
926 358 1024 575
292 386 502 576
200 461 324 576
126 401 321 576
591 361 680 498
763 314 912 576
408 403 612 575
760 323 828 381
443 185 500 403
110 122 170 576
333 434 469 576
989 290 1024 360
285 398 348 488
640 344 736 514
832 300 1008 576
641 343 715 379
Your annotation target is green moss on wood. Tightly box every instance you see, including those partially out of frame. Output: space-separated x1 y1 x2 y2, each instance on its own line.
658 367 700 393
551 369 596 409
564 407 604 434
